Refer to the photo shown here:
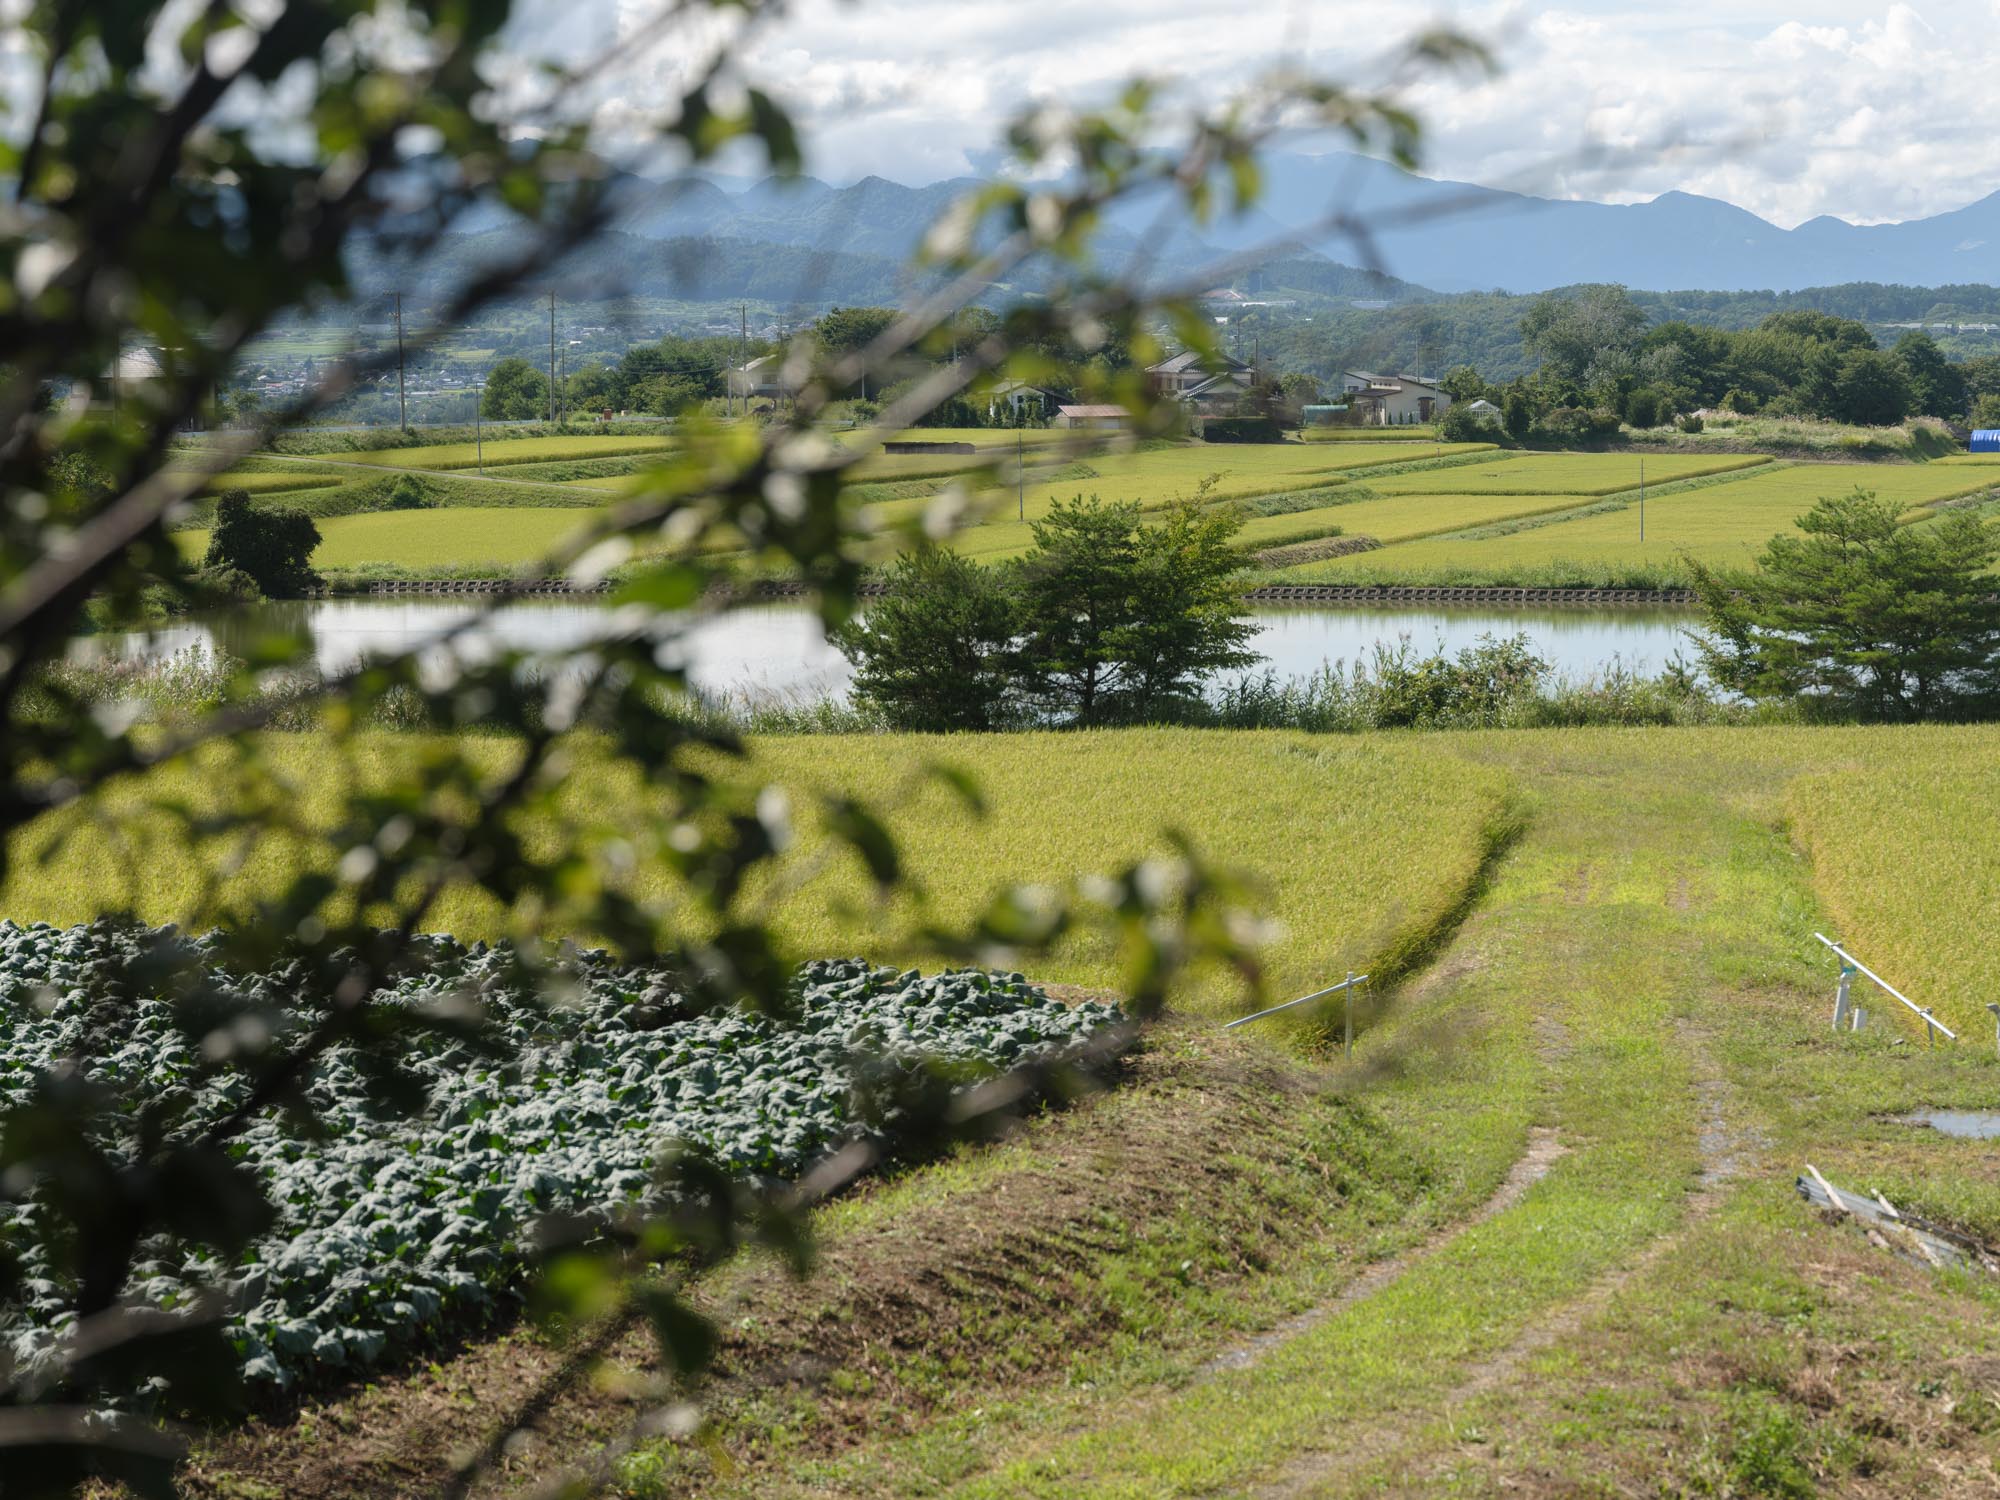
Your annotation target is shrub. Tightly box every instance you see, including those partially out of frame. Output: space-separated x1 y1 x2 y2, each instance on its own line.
833 548 1019 731
191 564 263 603
1623 387 1663 429
1690 486 2000 721
383 473 439 509
1201 415 1288 444
1533 406 1622 444
1678 414 1704 434
200 490 322 597
1438 403 1496 443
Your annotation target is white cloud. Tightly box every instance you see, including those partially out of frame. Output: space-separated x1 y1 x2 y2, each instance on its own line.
501 0 2000 227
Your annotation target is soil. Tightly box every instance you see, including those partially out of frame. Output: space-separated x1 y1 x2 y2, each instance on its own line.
181 1023 1413 1500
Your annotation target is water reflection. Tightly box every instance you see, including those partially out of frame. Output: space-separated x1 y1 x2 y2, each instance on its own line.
79 598 1700 703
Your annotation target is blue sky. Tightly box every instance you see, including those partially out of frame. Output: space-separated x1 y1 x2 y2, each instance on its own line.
502 0 2000 228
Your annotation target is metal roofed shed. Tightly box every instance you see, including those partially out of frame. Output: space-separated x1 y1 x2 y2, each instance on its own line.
1971 430 2000 452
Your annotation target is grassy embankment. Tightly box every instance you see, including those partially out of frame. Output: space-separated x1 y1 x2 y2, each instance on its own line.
16 724 2000 1495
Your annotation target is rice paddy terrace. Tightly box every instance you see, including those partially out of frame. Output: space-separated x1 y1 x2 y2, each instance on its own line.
169 429 2000 589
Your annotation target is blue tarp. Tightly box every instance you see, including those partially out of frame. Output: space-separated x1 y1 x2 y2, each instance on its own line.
1971 430 2000 452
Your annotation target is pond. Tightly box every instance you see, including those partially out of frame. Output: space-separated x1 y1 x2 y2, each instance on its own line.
78 598 1703 703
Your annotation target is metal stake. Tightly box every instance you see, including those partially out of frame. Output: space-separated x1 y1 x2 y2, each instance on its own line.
1851 1006 1867 1033
1832 965 1854 1030
1986 1003 2000 1060
1344 970 1354 1060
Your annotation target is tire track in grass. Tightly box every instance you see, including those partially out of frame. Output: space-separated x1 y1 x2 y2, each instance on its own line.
932 754 1768 1499
1249 1027 1760 1498
1197 1127 1568 1379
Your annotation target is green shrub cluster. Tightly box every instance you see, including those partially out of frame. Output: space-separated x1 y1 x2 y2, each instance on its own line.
0 924 1124 1394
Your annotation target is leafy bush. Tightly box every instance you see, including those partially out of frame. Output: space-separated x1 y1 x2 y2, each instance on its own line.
0 922 1125 1395
1532 406 1622 444
201 490 322 597
1201 416 1288 444
383 473 439 509
1679 414 1704 434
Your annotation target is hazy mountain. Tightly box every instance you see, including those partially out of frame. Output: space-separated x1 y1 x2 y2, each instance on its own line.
1176 152 2000 293
592 153 2000 296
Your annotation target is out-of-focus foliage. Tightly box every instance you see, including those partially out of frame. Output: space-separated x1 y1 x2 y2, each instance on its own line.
0 0 1482 1490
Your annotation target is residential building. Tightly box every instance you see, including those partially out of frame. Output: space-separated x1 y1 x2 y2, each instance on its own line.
985 379 1051 421
1145 348 1252 398
1336 371 1451 425
727 354 796 402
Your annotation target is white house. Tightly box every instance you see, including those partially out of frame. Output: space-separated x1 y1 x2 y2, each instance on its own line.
985 379 1052 422
727 354 797 402
1337 371 1451 425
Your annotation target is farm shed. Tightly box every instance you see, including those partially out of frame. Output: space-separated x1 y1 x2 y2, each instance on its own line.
1056 403 1132 430
1970 429 2000 452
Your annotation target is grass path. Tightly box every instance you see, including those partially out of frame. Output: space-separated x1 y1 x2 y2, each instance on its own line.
773 733 2000 1497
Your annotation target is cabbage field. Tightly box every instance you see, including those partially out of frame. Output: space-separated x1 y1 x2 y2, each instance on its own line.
0 920 1122 1394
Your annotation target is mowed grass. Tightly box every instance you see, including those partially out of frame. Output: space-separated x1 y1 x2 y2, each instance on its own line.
1280 460 2000 584
1786 731 2000 1037
1366 451 1769 496
4 731 1514 1018
313 435 676 471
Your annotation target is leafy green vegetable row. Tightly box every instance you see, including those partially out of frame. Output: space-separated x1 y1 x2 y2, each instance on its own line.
0 921 1122 1394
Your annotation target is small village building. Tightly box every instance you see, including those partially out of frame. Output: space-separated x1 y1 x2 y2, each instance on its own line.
1055 403 1131 430
985 379 1051 421
1145 348 1253 398
727 354 797 402
1337 371 1450 425
1462 397 1501 424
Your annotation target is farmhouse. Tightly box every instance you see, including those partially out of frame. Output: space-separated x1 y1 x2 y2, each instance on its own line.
1338 371 1451 425
727 354 797 402
986 378 1052 421
1146 349 1260 415
1055 403 1132 430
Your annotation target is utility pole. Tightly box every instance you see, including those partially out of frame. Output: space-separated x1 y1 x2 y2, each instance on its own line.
1017 426 1025 521
1639 456 1646 542
475 383 485 475
547 291 557 426
739 302 748 421
394 291 406 430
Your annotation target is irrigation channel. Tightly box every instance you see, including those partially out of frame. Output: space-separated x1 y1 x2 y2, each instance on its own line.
80 599 1702 702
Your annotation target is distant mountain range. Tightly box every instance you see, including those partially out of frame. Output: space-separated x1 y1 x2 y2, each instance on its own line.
556 151 2000 298
364 150 2000 313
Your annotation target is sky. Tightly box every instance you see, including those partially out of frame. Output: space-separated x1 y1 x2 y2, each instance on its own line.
503 0 2000 229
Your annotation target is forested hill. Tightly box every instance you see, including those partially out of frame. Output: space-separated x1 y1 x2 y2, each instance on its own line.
353 230 925 307
1253 281 2000 384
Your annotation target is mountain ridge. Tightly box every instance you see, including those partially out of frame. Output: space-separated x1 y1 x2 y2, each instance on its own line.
601 152 2000 294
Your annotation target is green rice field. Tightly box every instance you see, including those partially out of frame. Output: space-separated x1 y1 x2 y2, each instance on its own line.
177 506 611 569
4 731 1512 1010
312 435 676 470
1278 460 2000 585
1364 451 1769 496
